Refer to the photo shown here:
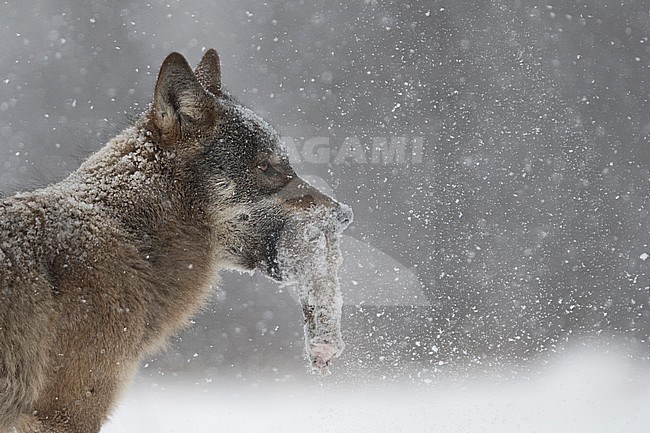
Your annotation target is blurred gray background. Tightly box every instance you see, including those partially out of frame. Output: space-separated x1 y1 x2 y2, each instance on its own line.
0 0 648 382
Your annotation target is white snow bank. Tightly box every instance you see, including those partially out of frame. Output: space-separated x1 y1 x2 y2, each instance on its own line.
104 348 650 433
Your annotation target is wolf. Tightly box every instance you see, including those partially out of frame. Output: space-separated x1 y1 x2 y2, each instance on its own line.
0 49 352 432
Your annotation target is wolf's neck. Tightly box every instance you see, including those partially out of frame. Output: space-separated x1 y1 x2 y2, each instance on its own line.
73 124 169 200
49 124 221 339
58 123 215 263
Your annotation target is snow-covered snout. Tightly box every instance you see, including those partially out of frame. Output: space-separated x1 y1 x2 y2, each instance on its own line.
276 175 353 234
273 204 351 373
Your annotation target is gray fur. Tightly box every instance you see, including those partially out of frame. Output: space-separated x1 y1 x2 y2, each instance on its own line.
0 50 351 433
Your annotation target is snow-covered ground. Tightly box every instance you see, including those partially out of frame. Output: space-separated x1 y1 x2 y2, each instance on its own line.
104 348 650 433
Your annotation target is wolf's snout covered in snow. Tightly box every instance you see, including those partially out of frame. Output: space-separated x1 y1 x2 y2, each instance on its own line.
0 49 352 433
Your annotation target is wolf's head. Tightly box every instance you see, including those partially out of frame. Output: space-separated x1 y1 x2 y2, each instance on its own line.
144 50 352 280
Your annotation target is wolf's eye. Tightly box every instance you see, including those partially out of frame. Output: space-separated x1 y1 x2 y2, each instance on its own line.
258 161 279 177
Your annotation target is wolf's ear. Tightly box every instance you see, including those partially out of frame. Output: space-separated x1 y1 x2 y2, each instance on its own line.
194 48 222 95
150 52 215 143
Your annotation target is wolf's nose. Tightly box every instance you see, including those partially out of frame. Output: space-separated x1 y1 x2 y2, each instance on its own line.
335 203 353 233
